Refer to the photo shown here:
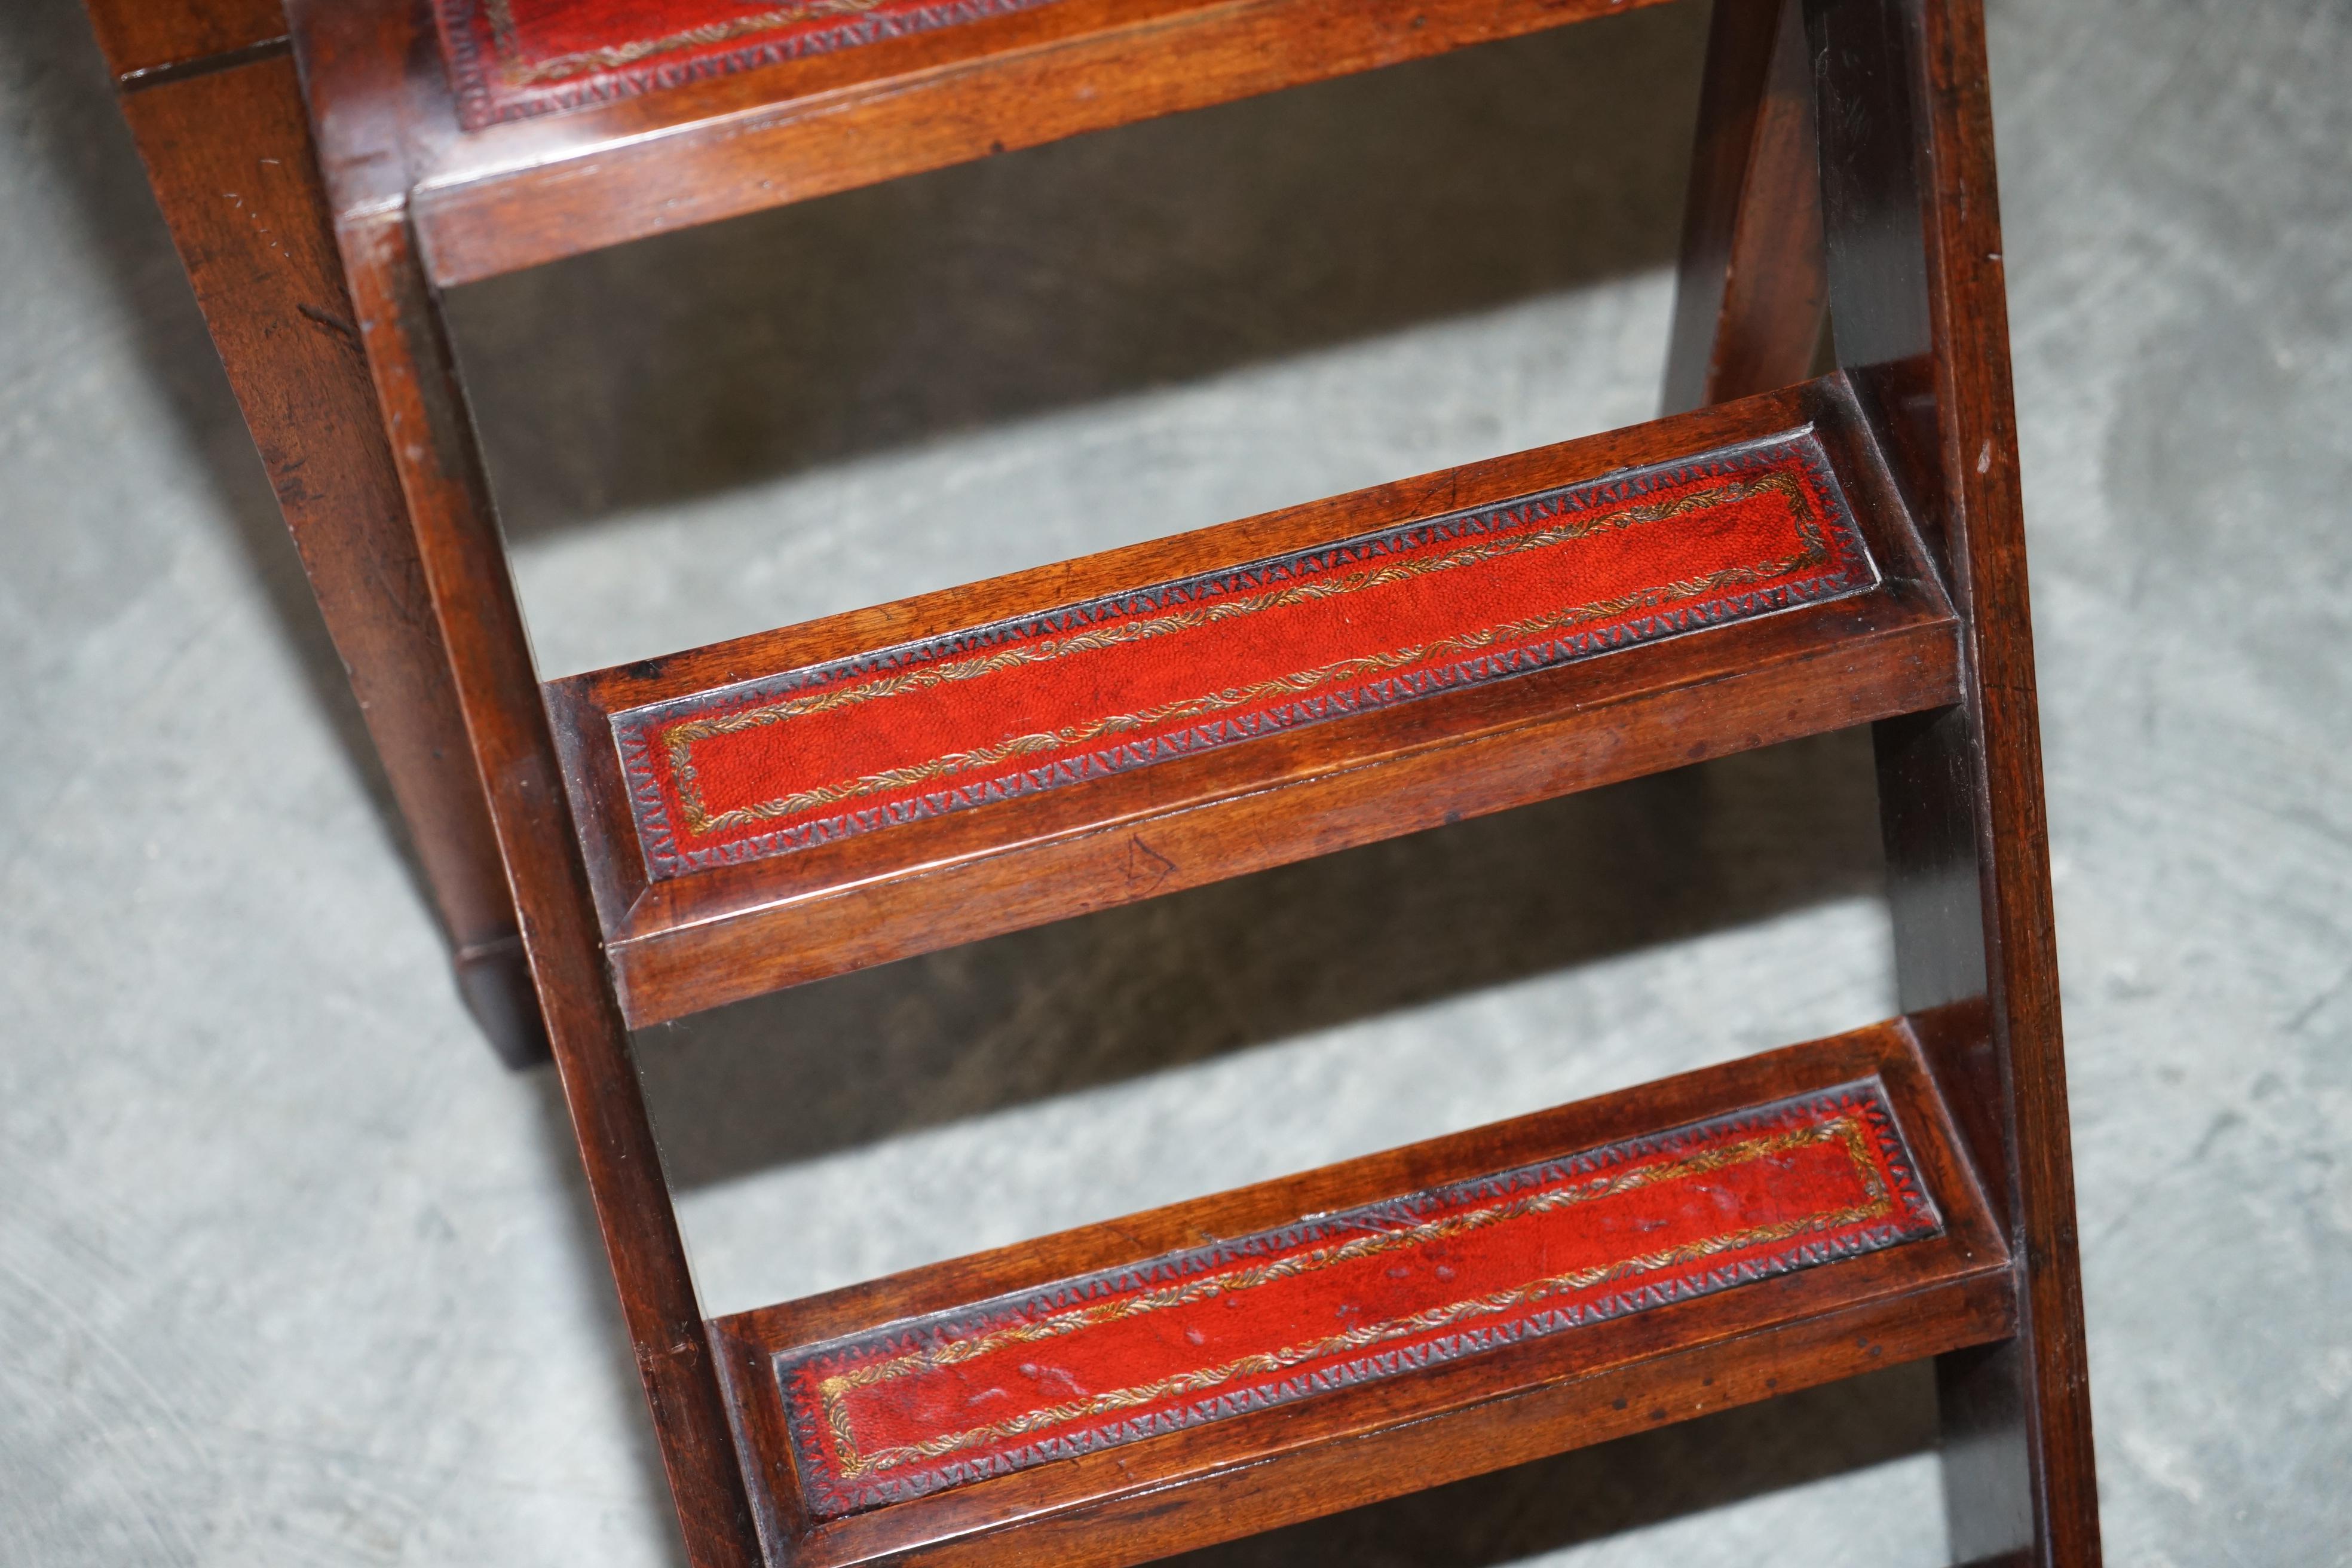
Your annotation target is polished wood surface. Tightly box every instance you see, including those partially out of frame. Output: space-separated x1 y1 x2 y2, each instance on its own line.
548 375 1961 1026
83 0 285 80
1812 0 2105 1557
1662 0 1827 412
332 211 763 1566
712 1019 2013 1568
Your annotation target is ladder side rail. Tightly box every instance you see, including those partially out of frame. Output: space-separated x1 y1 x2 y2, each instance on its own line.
1805 0 2103 1560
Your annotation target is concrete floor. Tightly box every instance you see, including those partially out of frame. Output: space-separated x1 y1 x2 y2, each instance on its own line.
2 0 2346 1561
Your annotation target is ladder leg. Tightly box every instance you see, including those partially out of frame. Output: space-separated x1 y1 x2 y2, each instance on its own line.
104 42 545 1064
1662 0 1828 414
331 209 765 1568
1806 0 2103 1560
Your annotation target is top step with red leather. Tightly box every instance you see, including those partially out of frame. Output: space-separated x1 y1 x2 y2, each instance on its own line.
546 375 1958 1027
292 0 1683 283
434 0 1117 128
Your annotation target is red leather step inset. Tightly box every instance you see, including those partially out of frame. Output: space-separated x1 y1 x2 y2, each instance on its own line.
433 0 1067 127
774 1077 1941 1519
608 430 1874 881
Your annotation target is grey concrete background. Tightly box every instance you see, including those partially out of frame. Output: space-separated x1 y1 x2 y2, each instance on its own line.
2 0 2345 1561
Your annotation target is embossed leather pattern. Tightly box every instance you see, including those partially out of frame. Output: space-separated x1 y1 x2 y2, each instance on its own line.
610 431 1876 880
775 1079 1942 1518
433 0 1068 127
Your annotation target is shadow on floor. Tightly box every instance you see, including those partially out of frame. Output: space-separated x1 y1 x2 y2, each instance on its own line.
3 0 427 898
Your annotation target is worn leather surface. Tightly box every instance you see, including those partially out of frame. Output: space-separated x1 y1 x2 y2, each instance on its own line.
434 0 1065 125
619 437 1870 877
779 1082 1938 1517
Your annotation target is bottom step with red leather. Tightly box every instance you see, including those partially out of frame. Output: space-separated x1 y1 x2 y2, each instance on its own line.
709 1018 2011 1568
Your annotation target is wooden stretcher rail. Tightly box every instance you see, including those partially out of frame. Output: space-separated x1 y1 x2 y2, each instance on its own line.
545 375 1959 1026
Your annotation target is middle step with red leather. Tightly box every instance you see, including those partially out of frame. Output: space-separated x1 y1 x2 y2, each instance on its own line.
546 375 1956 1025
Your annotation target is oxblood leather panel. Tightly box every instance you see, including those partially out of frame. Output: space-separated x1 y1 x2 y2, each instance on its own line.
775 1078 1942 1518
433 0 1068 127
610 430 1875 880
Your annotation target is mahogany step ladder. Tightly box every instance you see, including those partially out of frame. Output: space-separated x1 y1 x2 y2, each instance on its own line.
87 0 2101 1561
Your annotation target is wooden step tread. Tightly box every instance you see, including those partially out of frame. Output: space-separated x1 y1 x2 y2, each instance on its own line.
708 1018 2011 1568
547 377 1956 1026
304 0 1682 284
621 407 1867 880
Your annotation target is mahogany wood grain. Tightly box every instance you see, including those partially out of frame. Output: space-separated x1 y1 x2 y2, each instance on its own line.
83 0 286 82
1806 0 2103 1560
331 213 762 1568
290 0 1680 288
98 36 543 1062
544 374 1963 1026
1662 0 1827 414
708 1019 2013 1568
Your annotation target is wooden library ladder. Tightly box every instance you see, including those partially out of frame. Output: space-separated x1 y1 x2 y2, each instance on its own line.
85 0 2099 1561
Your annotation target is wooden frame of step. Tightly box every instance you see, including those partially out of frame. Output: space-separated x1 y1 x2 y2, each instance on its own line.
546 373 1958 1025
709 1019 2011 1568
